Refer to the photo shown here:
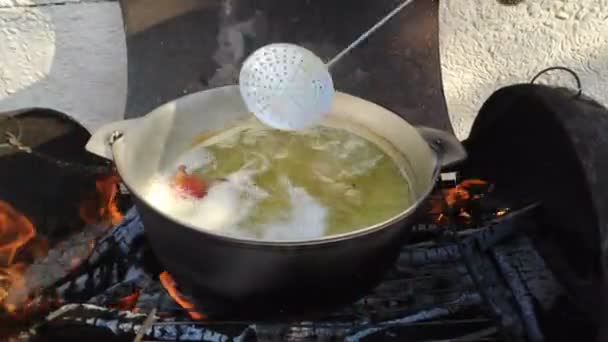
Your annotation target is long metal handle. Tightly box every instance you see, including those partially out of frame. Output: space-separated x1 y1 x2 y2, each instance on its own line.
326 0 416 68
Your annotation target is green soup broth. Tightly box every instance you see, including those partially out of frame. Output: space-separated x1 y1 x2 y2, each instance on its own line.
189 122 412 238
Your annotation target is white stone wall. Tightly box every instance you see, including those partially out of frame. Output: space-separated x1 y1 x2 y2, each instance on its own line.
0 0 126 132
440 0 608 139
0 0 607 138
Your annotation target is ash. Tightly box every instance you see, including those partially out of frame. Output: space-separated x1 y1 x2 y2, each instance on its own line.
4 223 108 310
25 196 566 342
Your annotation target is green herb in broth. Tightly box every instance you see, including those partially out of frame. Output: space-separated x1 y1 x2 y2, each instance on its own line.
192 123 411 238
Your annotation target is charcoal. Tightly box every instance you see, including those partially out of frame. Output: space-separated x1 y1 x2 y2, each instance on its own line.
398 205 537 266
491 242 544 342
32 304 148 341
4 223 108 310
344 292 482 341
54 208 146 302
35 304 253 342
497 237 564 310
87 271 152 308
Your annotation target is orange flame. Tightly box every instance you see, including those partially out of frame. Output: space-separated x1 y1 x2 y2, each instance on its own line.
159 271 206 320
0 264 26 313
0 201 36 313
429 179 490 224
0 201 35 267
443 179 488 208
108 289 141 311
80 172 123 227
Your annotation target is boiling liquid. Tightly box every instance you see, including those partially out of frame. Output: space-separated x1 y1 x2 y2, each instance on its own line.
151 122 412 241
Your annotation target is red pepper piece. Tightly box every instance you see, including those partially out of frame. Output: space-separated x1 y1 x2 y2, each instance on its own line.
172 165 207 198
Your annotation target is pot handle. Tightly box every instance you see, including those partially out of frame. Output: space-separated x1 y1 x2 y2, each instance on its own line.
85 119 136 161
416 126 467 169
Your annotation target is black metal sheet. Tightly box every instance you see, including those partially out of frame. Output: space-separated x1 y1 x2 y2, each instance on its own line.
460 84 608 339
119 0 452 132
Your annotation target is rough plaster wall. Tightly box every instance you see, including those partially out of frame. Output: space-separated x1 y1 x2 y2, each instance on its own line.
0 1 126 132
0 0 83 6
440 0 608 139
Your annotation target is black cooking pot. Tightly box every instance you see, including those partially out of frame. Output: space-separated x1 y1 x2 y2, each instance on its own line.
86 86 465 318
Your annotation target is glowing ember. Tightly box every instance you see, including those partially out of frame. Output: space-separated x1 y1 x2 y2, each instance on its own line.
442 179 489 208
496 209 509 217
80 172 123 226
429 179 503 225
108 290 141 311
159 271 206 320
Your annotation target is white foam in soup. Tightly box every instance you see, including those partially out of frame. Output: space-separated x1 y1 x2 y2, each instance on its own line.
145 168 329 240
143 121 411 241
256 177 327 241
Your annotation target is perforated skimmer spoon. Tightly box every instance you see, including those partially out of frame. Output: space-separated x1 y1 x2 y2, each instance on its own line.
239 0 415 130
